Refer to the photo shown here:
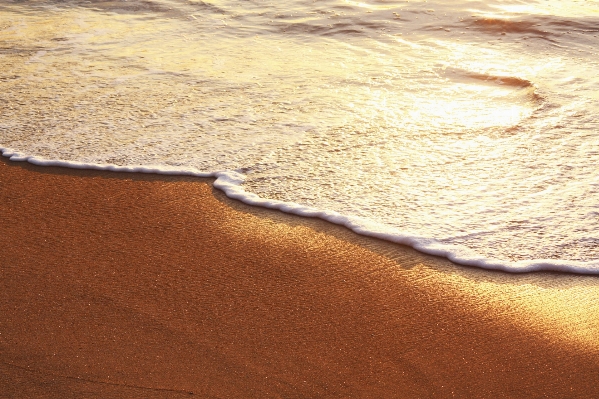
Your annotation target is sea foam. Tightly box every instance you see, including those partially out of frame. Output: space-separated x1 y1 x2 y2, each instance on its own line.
4 147 598 275
1 0 598 275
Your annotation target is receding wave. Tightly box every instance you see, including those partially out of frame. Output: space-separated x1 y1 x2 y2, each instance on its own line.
467 73 533 89
465 15 599 40
2 146 599 275
2 0 598 275
42 0 179 14
265 18 381 37
468 17 549 35
442 67 535 89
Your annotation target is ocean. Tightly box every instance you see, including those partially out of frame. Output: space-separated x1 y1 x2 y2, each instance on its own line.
1 0 598 273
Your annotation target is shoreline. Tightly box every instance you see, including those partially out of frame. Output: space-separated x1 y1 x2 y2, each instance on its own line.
3 150 596 275
1 156 599 397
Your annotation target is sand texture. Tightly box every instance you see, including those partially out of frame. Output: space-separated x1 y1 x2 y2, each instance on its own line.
1 157 599 398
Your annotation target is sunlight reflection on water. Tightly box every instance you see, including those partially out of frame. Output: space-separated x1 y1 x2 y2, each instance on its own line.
1 0 598 269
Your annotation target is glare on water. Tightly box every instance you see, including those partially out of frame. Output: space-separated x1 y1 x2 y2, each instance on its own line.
1 0 598 271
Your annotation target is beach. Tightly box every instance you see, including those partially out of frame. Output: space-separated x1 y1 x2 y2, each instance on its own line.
1 156 599 398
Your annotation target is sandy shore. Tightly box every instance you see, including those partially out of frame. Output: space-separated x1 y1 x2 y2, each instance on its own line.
1 156 599 398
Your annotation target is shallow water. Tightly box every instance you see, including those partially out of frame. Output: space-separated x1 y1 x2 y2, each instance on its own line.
1 0 598 272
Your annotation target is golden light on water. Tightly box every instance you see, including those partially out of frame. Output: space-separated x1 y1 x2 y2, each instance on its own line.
343 0 397 11
409 96 531 130
3 0 598 267
491 2 599 17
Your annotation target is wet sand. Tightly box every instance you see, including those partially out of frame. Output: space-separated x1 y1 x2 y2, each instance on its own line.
1 156 599 398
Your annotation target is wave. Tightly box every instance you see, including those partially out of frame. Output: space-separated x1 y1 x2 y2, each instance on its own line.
469 17 549 36
441 67 544 106
3 146 598 275
268 19 377 37
450 70 533 88
20 0 177 14
463 15 599 41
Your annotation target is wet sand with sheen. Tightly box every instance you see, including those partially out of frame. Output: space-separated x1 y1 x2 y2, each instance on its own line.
1 157 599 398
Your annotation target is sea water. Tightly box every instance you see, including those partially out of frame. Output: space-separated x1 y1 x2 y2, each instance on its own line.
1 0 598 273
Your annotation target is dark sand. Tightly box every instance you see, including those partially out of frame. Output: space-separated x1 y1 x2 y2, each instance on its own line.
1 157 599 398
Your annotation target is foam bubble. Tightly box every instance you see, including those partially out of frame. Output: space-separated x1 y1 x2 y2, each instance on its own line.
3 145 599 274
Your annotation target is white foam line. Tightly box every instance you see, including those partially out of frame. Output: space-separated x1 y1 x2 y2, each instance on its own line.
3 146 599 275
2 147 214 177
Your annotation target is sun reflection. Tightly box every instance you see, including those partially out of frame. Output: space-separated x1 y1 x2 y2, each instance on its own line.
490 2 599 17
343 0 399 11
409 97 531 130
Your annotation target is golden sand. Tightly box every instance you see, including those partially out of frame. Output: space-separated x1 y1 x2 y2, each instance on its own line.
1 157 598 398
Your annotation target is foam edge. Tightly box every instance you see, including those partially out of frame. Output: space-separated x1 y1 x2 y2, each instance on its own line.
3 147 599 275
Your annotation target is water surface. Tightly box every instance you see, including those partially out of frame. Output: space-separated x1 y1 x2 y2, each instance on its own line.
1 0 598 272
